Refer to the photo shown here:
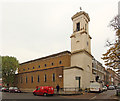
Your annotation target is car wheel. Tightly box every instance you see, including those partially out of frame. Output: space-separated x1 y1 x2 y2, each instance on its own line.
43 93 48 96
33 92 36 96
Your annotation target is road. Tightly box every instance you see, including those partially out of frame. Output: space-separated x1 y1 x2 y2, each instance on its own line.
2 92 66 99
63 90 120 100
1 90 120 100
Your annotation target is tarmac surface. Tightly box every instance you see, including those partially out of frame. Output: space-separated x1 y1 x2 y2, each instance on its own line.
1 90 120 101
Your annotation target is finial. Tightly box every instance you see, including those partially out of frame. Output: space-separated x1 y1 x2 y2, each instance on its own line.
80 7 82 11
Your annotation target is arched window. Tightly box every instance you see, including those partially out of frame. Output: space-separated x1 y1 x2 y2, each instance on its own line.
31 76 33 83
38 75 40 82
52 73 55 82
44 74 47 82
51 63 54 66
59 61 62 64
26 76 27 83
38 65 40 68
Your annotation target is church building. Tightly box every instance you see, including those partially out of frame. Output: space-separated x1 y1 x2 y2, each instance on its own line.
16 10 94 92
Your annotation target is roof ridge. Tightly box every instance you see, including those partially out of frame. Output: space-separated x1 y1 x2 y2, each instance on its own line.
20 50 71 65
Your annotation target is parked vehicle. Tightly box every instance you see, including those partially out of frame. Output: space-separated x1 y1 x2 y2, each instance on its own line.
108 85 115 90
9 87 21 93
102 86 107 91
33 86 54 96
90 82 103 93
1 87 9 92
116 86 120 96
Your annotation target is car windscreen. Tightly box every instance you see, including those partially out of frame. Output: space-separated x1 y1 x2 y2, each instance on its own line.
90 85 100 88
14 87 18 89
109 86 114 88
1 87 5 89
36 88 40 90
9 87 14 89
117 86 120 89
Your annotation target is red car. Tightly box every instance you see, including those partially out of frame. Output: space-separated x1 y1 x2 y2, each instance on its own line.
33 86 54 96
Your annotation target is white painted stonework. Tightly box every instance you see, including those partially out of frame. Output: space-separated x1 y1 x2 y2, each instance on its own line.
64 11 93 90
63 67 83 89
71 32 91 54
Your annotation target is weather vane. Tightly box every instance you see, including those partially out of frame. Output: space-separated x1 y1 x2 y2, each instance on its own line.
80 7 82 11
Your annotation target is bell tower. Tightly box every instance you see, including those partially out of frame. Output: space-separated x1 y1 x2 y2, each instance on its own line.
70 11 93 89
71 11 91 54
64 10 93 89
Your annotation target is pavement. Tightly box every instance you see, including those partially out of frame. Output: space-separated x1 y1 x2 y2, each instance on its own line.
53 90 120 101
54 92 83 96
57 90 120 100
54 90 83 96
110 94 120 101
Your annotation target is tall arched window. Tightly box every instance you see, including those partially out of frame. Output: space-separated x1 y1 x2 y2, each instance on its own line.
26 76 27 83
44 74 47 82
52 73 55 82
31 76 33 83
38 75 40 83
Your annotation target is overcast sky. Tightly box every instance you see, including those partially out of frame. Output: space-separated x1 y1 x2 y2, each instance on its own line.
0 0 120 67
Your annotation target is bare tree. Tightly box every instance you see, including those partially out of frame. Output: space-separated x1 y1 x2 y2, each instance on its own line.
110 15 120 30
102 15 120 72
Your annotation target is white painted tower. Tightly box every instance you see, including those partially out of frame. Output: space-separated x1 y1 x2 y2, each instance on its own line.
71 11 91 54
64 11 93 89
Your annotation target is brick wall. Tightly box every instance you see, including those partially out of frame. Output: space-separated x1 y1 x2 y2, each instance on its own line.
15 51 71 90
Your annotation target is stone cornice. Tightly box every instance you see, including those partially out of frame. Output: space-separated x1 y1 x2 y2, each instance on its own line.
71 49 93 58
70 34 76 38
17 66 64 74
70 31 92 39
64 66 83 71
71 11 90 21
